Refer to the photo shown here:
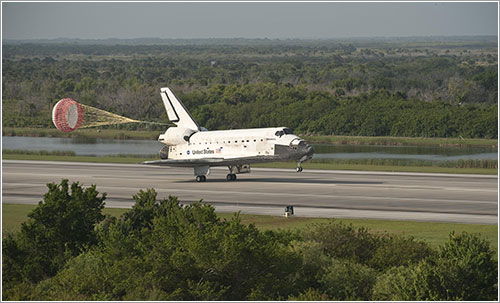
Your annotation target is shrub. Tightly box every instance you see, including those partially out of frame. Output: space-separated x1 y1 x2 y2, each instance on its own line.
35 191 303 301
301 221 380 264
2 180 106 300
289 240 332 290
320 259 377 300
288 288 330 301
431 232 498 300
371 265 418 300
371 232 498 301
369 235 435 271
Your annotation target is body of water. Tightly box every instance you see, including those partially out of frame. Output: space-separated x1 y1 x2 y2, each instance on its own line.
2 136 163 156
2 136 498 161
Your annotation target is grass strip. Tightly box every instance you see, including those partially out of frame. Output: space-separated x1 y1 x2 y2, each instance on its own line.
1 204 128 235
2 127 159 140
304 134 498 147
3 204 496 250
3 153 497 174
2 153 155 164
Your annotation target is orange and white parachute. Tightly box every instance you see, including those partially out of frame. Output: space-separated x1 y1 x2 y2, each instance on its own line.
52 98 159 132
52 98 84 132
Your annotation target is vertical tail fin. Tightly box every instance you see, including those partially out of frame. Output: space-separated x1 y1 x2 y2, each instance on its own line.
160 87 200 131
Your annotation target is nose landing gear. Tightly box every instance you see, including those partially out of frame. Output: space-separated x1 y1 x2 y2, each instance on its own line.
296 162 304 172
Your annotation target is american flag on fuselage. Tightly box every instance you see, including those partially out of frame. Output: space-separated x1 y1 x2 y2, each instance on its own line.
216 147 223 154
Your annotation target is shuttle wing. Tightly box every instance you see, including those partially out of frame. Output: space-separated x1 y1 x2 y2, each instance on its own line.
143 155 274 167
161 87 200 131
143 158 226 167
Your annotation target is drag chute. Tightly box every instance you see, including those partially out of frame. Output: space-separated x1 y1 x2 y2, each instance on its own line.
51 97 164 132
52 98 84 132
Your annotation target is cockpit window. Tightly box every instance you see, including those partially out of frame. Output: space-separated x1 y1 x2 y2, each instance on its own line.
275 128 293 137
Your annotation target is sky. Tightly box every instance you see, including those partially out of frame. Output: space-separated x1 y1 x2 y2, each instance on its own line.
2 1 498 40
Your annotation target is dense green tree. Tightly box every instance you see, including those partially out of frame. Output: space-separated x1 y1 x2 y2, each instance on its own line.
288 288 330 301
301 221 380 264
320 259 378 300
368 235 435 271
371 232 498 301
2 179 106 300
32 190 303 300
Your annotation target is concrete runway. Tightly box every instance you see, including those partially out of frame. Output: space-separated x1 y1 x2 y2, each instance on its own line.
2 160 498 224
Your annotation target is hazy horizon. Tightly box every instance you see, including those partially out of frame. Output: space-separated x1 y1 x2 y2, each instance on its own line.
3 35 498 42
2 2 498 40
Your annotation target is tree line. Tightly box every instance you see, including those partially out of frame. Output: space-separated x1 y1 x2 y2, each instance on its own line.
3 82 497 138
2 180 498 300
2 41 497 138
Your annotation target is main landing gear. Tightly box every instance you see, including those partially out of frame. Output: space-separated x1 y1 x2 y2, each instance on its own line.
194 166 210 182
225 164 249 181
296 162 303 172
226 174 237 181
196 175 207 182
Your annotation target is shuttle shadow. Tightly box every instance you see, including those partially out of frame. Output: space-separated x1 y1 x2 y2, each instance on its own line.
179 178 383 185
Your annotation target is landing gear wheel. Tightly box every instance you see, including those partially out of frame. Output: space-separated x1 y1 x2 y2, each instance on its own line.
232 174 237 181
196 175 207 182
296 167 303 172
226 174 237 181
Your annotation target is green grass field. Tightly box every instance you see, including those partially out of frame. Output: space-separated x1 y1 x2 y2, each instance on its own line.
2 153 154 164
3 204 497 250
2 127 159 140
305 134 498 147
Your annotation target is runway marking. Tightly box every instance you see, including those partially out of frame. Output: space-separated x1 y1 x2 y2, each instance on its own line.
4 174 497 194
341 183 498 193
4 159 498 179
3 182 497 205
4 160 498 224
3 193 495 216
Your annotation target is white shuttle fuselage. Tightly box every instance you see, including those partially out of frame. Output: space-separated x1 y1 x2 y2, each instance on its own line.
144 87 314 182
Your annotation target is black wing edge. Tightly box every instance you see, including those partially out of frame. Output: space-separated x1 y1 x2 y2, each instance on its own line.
142 158 226 167
142 156 276 167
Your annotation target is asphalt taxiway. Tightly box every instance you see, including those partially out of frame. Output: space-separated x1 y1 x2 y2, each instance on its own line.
2 160 498 224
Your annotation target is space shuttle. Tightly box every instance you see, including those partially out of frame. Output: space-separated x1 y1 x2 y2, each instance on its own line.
144 87 314 182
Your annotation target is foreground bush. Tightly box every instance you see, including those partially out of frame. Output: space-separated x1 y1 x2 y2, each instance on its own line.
301 221 434 271
2 180 106 300
3 184 497 300
320 259 377 300
372 232 498 301
301 221 380 264
32 190 303 300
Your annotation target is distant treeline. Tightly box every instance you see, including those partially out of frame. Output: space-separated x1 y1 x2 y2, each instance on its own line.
2 41 498 138
2 180 497 300
4 36 497 46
